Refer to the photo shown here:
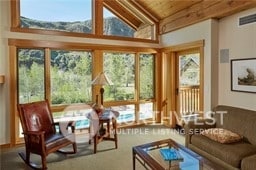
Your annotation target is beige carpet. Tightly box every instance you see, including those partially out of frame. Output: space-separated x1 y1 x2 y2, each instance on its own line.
1 125 185 170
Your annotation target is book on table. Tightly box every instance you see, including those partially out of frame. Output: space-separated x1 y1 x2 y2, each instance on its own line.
160 148 184 161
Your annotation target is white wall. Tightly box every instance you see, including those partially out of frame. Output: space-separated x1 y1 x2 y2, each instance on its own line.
161 19 219 113
0 1 11 145
0 1 160 145
218 8 256 110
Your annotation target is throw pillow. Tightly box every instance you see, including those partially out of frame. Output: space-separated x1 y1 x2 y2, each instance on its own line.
201 128 243 144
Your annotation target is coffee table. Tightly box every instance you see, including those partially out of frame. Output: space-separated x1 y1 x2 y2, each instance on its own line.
132 138 219 170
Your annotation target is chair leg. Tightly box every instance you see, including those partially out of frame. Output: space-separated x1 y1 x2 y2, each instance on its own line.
25 149 30 164
41 155 47 170
94 135 97 154
73 143 77 153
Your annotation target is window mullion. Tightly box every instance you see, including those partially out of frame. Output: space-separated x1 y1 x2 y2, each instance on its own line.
93 0 103 35
45 48 51 102
135 53 140 122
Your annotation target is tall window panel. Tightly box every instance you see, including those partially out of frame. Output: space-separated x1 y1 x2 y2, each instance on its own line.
20 0 92 33
103 52 135 101
139 54 155 99
18 48 45 104
103 7 134 38
50 50 92 104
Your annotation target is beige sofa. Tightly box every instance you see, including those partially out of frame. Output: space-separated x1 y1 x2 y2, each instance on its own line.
184 105 256 170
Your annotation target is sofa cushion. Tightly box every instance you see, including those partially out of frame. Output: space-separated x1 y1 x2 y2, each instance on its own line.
213 105 256 145
241 154 256 170
191 134 256 168
201 128 243 144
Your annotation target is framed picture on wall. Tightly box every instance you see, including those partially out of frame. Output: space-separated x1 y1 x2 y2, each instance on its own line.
231 58 256 93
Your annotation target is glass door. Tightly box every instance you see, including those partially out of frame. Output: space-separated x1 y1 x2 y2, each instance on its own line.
175 50 202 127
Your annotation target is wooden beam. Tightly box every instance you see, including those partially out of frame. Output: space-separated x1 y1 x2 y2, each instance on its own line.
94 0 103 35
160 0 256 34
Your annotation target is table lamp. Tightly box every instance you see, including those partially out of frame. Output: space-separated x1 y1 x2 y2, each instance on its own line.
91 72 113 105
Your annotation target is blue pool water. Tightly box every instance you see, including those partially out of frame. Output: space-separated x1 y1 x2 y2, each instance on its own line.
75 113 137 129
74 111 153 129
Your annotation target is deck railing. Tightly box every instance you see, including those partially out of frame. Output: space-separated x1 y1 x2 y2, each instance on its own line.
179 85 200 115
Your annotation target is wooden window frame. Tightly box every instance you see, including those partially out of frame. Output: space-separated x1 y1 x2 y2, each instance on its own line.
161 40 204 127
10 0 159 43
9 39 160 145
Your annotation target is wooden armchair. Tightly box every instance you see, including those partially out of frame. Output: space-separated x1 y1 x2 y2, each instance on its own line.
17 100 77 170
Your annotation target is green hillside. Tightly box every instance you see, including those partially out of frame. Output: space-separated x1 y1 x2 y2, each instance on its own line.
20 16 134 37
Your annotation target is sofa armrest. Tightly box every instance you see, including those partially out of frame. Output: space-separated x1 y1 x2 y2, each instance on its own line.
242 154 256 170
184 119 216 147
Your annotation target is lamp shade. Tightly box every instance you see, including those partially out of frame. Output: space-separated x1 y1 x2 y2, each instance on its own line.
91 72 113 86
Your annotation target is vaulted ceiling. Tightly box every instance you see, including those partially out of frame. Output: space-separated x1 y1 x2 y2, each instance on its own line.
104 0 256 34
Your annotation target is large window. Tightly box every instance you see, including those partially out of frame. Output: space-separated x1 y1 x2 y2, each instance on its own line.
11 40 158 144
14 0 157 41
20 0 92 33
18 48 45 103
50 50 92 104
139 54 155 99
103 52 135 101
18 48 93 105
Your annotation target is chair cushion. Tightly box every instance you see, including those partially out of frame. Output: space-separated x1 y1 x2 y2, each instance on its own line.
191 134 256 168
45 133 75 151
201 128 243 144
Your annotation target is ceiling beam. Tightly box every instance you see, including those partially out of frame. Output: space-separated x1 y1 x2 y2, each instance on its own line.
159 0 256 34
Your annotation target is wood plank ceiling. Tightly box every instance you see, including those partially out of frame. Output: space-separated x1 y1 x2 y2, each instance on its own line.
104 0 256 34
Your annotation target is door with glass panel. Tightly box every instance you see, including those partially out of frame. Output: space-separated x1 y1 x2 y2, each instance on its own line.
175 49 203 127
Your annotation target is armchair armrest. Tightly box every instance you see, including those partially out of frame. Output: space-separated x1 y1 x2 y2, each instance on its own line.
23 131 45 145
184 119 216 147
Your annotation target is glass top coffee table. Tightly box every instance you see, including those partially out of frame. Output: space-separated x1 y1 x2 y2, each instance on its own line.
132 138 219 170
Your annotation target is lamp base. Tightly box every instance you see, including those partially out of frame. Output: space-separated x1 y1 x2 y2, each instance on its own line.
100 87 104 105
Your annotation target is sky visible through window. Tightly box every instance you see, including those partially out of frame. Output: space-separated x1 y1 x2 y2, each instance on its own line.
21 0 113 22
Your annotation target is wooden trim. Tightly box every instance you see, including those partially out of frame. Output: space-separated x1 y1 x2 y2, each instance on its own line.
94 0 103 35
92 50 103 104
10 0 20 28
199 46 204 115
154 52 162 123
169 52 177 128
45 48 51 101
9 46 19 146
135 53 140 123
161 40 204 53
0 75 5 84
10 28 159 44
8 39 159 53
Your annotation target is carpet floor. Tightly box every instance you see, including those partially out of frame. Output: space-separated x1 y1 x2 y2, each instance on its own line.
0 124 185 170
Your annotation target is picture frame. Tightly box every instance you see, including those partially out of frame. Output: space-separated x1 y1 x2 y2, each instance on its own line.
231 58 256 93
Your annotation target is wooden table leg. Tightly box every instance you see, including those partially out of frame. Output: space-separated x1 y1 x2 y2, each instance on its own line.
132 148 136 170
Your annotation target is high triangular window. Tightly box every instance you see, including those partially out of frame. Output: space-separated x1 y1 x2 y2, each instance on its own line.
103 7 134 38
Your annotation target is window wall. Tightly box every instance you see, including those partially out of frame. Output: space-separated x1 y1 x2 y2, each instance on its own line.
10 39 158 143
12 0 157 41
